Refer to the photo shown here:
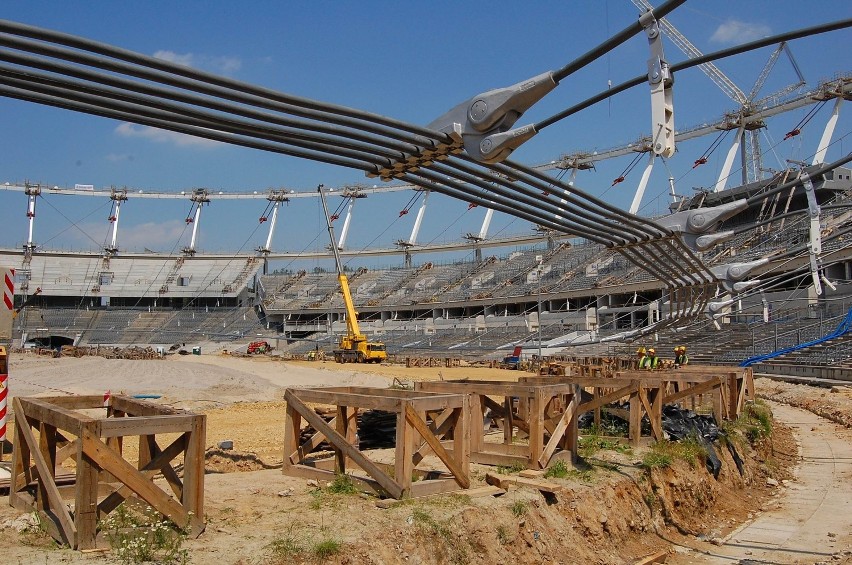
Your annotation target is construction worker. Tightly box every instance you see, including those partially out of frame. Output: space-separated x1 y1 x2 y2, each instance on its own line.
635 346 647 370
674 345 689 367
643 347 660 370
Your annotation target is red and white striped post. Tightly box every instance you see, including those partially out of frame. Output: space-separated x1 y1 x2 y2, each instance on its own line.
1 267 13 461
0 365 7 460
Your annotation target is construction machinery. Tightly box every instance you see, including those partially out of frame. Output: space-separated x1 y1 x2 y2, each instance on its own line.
318 185 387 364
246 340 272 354
501 346 523 369
12 287 41 319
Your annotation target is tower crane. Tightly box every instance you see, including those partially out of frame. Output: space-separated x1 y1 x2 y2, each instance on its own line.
630 0 805 185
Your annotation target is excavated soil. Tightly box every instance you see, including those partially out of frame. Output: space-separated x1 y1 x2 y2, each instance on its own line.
0 355 835 564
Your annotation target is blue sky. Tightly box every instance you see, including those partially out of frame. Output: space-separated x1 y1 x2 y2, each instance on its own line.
0 1 850 270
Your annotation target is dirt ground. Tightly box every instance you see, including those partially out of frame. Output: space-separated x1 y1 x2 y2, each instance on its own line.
1 354 851 564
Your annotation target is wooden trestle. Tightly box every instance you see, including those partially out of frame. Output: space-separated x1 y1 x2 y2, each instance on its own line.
416 380 580 470
283 387 470 500
8 395 206 550
283 367 753 499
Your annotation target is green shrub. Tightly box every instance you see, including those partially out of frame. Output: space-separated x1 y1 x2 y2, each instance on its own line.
543 459 570 479
312 538 342 559
326 473 358 495
641 437 705 470
510 500 528 517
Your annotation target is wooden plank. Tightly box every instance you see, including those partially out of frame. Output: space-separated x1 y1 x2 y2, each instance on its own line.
17 398 88 436
9 403 33 511
662 377 722 405
335 407 349 474
503 396 514 445
285 391 403 499
98 435 187 517
638 387 663 441
469 451 528 467
538 396 576 468
286 464 384 495
182 415 206 530
727 372 740 418
395 404 415 495
453 399 470 477
148 436 184 500
578 382 637 414
12 398 77 546
408 478 464 498
283 403 302 468
485 472 561 493
292 389 402 411
110 395 184 417
629 389 642 447
34 395 103 410
290 417 334 464
54 438 80 467
74 422 100 550
479 442 530 457
81 428 200 535
37 422 57 513
99 415 195 438
528 390 544 469
405 404 469 489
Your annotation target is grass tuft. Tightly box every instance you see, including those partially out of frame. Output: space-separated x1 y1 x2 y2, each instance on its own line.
543 459 570 479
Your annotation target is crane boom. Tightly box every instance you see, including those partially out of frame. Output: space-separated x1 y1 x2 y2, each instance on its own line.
317 185 387 364
318 185 362 339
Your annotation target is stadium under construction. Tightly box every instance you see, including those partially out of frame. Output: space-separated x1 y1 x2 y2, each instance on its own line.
1 9 851 379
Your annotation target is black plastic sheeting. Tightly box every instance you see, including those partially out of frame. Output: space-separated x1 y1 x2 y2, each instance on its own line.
660 405 744 480
582 403 745 480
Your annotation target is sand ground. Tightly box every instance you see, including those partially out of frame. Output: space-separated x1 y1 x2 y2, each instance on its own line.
2 353 852 563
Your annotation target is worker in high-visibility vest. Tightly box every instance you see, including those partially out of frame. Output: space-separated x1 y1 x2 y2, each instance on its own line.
643 347 660 370
635 346 647 370
674 345 689 367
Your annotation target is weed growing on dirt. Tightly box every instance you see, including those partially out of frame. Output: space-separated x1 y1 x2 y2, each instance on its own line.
326 473 358 494
643 490 657 509
496 462 526 474
578 426 633 458
266 526 304 561
312 538 342 559
543 459 570 479
496 524 511 544
309 473 360 509
566 468 595 482
510 500 528 517
99 503 189 565
411 507 469 564
641 438 705 470
743 400 773 441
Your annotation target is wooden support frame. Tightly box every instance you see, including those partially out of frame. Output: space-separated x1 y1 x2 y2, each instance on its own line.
9 395 205 550
283 387 469 500
416 380 580 469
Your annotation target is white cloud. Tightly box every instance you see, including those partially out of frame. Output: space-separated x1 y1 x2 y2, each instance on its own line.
62 219 189 252
154 50 242 74
117 220 190 251
153 49 195 67
710 20 771 45
114 123 221 148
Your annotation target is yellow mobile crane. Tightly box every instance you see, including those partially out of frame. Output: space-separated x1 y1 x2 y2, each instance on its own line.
318 185 387 364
